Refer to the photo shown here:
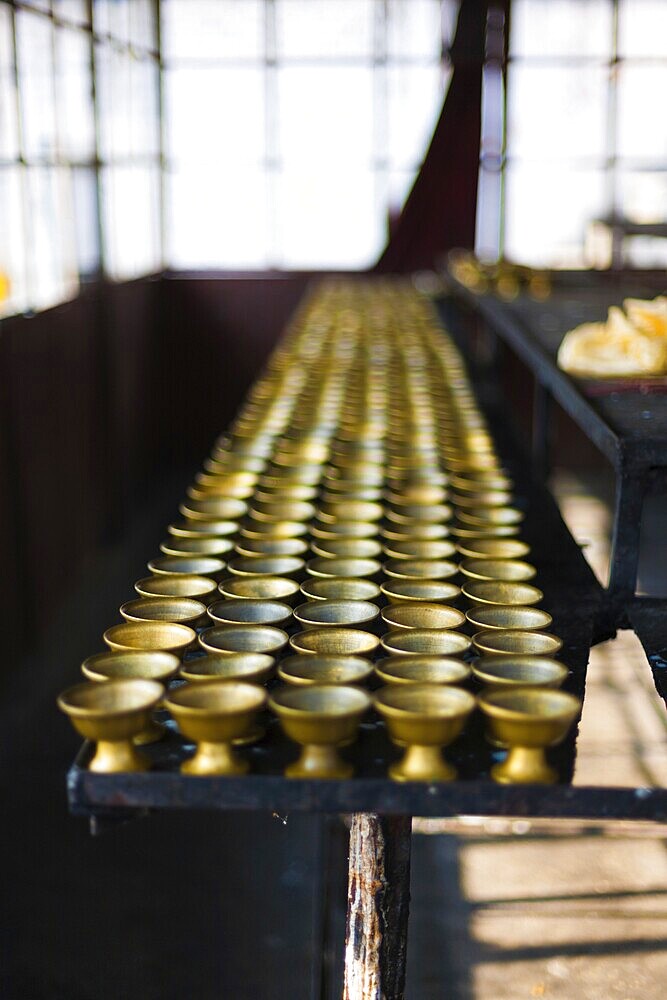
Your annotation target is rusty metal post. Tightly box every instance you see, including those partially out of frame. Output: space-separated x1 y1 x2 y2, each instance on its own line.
342 813 412 1000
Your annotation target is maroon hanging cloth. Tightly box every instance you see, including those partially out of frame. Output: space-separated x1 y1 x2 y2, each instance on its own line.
375 0 490 274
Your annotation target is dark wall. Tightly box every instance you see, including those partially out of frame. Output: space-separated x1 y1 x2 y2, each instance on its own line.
2 273 312 652
157 273 312 466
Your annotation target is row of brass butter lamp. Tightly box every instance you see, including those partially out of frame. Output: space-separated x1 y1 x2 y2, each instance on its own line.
58 281 581 785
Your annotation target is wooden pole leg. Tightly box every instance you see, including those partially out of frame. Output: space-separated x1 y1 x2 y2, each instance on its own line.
343 813 412 1000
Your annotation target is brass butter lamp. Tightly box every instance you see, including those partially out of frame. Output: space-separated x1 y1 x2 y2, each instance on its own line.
375 656 471 686
461 580 543 607
465 606 553 632
166 681 267 775
381 603 466 631
375 684 475 781
81 649 180 744
278 655 374 687
300 577 382 603
179 653 274 685
58 679 163 772
269 684 371 779
103 621 196 657
134 574 218 603
218 576 301 602
478 688 581 783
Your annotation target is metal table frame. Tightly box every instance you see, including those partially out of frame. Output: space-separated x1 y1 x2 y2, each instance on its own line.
67 375 648 998
445 276 667 644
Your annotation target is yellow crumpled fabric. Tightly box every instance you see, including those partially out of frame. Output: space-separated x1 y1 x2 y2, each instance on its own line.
557 297 667 377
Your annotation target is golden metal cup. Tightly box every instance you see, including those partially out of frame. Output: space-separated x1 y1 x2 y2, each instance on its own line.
444 455 501 474
455 538 530 561
466 606 553 632
300 577 382 603
384 485 448 506
383 558 458 581
471 656 568 691
306 557 381 579
375 656 471 686
81 649 180 684
148 556 227 579
227 555 305 578
218 576 301 602
311 520 378 540
459 558 537 582
168 519 239 538
320 487 382 503
472 629 563 657
386 471 448 490
206 455 265 475
310 538 382 560
254 485 318 503
187 482 254 502
103 621 196 657
317 500 384 524
207 598 292 627
386 503 453 525
380 628 471 656
461 581 544 606
381 603 466 631
57 679 163 772
382 540 456 561
199 625 289 656
451 490 513 509
180 653 274 685
159 536 235 560
449 473 513 493
374 684 475 781
451 523 520 539
240 520 309 539
119 597 207 627
293 599 379 629
380 579 461 604
290 628 380 656
234 536 308 558
277 655 374 687
259 469 322 488
381 523 449 542
81 649 180 744
249 500 316 523
179 497 248 521
195 469 257 489
478 688 581 784
134 574 219 603
457 506 524 527
166 681 267 775
323 467 384 487
269 684 371 779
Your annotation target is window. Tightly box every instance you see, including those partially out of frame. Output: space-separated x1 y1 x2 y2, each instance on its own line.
162 0 458 270
0 0 160 319
477 0 667 268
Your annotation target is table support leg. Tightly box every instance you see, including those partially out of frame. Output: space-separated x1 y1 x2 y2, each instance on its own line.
532 382 551 481
342 814 412 1000
608 467 646 628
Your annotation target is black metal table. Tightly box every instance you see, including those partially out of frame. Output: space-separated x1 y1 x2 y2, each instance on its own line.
67 377 643 998
445 273 667 642
66 314 667 998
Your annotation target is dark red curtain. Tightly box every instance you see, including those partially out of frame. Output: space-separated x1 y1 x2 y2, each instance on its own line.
375 0 489 273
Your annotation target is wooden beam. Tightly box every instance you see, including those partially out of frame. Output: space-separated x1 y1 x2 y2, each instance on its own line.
343 814 412 1000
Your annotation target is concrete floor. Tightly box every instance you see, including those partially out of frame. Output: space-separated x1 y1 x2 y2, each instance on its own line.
405 473 667 999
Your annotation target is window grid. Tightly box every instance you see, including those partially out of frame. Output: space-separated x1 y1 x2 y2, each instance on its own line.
477 0 667 268
162 0 454 271
0 0 162 318
1 0 453 315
